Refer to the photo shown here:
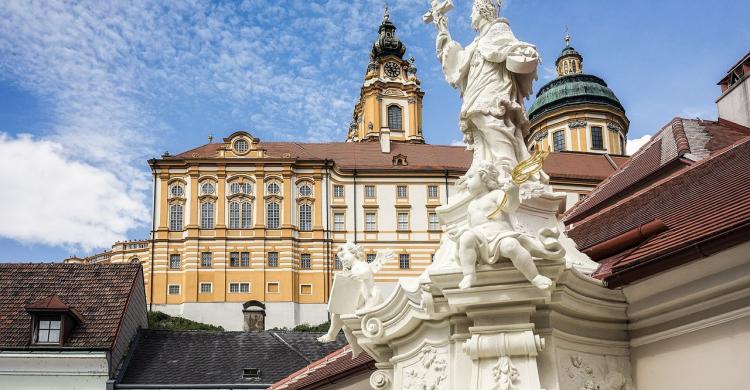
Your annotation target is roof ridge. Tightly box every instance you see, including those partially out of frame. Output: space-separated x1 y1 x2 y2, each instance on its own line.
270 331 313 363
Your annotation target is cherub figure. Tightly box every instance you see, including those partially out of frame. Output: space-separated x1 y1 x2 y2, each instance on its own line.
448 160 564 290
317 242 394 350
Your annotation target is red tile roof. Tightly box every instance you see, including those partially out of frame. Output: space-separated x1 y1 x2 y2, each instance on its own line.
0 263 142 349
564 118 750 224
568 134 750 286
270 345 375 390
167 140 625 183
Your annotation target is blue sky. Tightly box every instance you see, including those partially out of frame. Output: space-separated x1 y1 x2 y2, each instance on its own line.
0 0 747 262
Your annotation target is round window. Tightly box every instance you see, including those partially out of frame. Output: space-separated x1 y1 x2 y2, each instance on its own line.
234 139 249 153
170 184 184 198
299 184 312 197
201 182 215 195
267 182 280 195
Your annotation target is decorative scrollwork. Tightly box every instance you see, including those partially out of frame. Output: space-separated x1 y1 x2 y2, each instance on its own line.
370 370 391 389
568 120 588 128
361 316 384 338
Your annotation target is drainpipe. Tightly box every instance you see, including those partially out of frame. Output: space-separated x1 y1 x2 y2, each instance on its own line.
443 169 450 204
353 169 358 244
324 160 331 307
149 162 157 312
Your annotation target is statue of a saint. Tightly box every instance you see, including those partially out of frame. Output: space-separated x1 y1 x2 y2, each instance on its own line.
431 0 539 169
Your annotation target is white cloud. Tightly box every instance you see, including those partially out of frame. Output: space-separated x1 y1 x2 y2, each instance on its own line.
0 134 149 251
626 135 652 155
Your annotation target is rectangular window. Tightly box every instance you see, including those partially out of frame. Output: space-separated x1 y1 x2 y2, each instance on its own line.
200 202 214 229
591 126 604 150
201 252 212 268
397 212 410 231
199 283 212 293
300 284 313 295
35 316 61 344
366 254 376 263
267 282 280 293
300 253 311 269
553 130 566 152
335 257 343 270
333 185 344 198
169 254 180 269
365 212 377 231
169 204 183 231
241 202 253 228
399 254 410 269
168 285 180 295
428 213 440 231
396 185 408 198
230 252 240 268
229 283 239 293
427 185 439 199
240 252 250 268
268 252 279 267
334 213 345 231
229 283 250 293
266 202 280 229
229 202 240 229
364 185 376 199
299 204 312 231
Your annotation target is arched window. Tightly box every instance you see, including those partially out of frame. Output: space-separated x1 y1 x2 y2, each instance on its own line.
387 105 402 130
241 201 252 228
229 201 241 229
299 203 312 231
201 182 215 196
170 184 184 198
200 202 214 229
267 182 280 195
299 184 312 197
266 201 280 229
230 182 252 195
169 204 183 231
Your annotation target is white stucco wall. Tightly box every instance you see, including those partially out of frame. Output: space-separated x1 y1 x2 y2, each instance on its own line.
631 315 750 390
717 76 750 127
0 351 109 390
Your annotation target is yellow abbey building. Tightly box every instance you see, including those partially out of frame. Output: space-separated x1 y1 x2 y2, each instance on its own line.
71 16 629 330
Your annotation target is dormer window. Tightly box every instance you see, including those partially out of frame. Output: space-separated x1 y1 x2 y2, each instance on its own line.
35 315 61 344
25 295 83 347
234 139 249 154
393 154 408 166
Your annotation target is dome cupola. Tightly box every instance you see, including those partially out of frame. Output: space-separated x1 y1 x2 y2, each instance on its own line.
371 6 406 59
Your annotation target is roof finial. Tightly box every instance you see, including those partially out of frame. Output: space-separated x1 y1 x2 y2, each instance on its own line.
565 25 571 47
208 135 214 143
383 3 390 22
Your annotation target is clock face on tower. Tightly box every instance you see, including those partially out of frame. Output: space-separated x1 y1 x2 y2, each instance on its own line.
384 61 400 78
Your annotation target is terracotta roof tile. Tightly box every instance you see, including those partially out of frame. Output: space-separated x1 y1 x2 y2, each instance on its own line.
0 263 141 349
568 135 750 285
564 118 750 223
270 345 375 390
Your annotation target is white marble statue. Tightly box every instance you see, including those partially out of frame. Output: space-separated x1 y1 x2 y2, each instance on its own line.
448 160 564 289
431 0 539 169
317 242 394 352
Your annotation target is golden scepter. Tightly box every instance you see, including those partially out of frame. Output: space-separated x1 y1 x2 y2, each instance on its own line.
487 146 550 219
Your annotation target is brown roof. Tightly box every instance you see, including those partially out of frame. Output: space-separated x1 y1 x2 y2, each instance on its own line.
564 118 750 223
168 140 625 182
270 345 375 390
568 134 750 287
0 263 142 349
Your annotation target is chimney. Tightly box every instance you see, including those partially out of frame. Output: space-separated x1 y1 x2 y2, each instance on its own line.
717 51 750 127
380 128 391 153
242 301 266 332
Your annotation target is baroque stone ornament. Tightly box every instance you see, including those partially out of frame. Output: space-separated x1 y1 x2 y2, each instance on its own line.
321 3 634 390
403 346 448 390
568 119 588 128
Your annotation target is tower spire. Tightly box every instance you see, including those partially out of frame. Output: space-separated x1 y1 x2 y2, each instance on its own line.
565 26 571 47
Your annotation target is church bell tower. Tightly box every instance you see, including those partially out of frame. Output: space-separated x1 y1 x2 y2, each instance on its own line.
347 7 425 145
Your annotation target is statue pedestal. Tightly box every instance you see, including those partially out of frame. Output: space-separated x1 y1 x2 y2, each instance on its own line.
344 264 633 389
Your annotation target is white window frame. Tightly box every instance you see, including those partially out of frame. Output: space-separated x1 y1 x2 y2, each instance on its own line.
299 203 312 231
397 212 410 231
333 185 344 198
199 283 212 294
365 212 377 231
300 253 311 269
266 282 281 294
201 252 212 268
268 252 279 267
428 212 440 231
266 182 281 195
397 185 408 199
364 185 376 199
427 185 439 199
299 184 313 197
168 284 181 295
399 254 410 269
200 201 215 229
169 203 183 231
169 254 181 269
333 212 345 231
299 284 313 295
266 201 280 229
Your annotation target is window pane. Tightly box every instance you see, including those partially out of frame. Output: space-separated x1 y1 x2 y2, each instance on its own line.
47 329 60 343
388 105 402 130
241 202 252 228
299 204 312 231
366 254 376 263
301 254 311 269
591 126 604 149
429 213 440 230
553 130 566 152
229 283 239 293
229 202 240 229
428 185 438 198
201 202 214 229
398 213 409 231
365 185 375 198
365 213 376 231
240 283 250 293
241 252 250 267
267 202 280 229
334 213 345 231
299 184 312 197
201 252 212 268
267 182 280 195
170 204 183 231
268 252 279 267
170 254 180 269
399 254 410 269
230 252 239 268
333 185 344 198
397 185 407 198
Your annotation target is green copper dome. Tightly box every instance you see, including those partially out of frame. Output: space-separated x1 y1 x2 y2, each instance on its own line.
527 74 625 121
